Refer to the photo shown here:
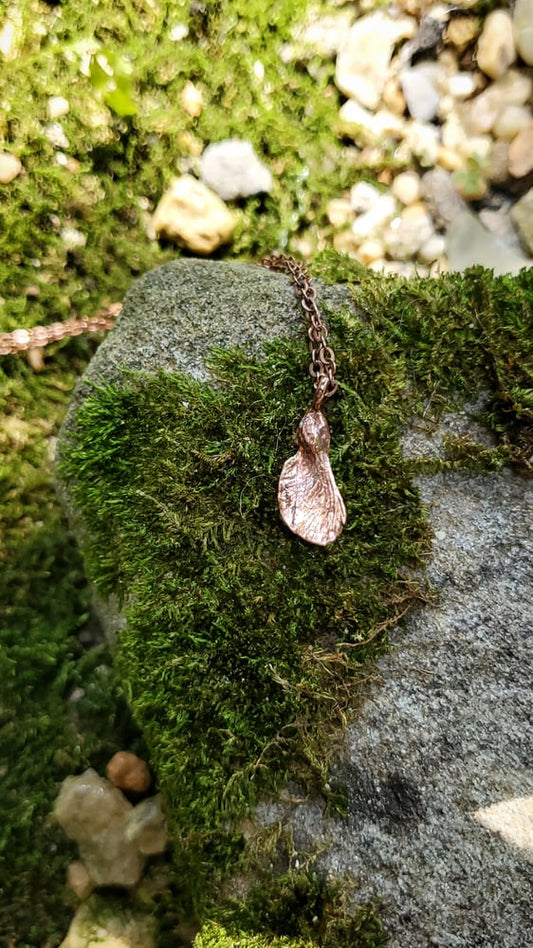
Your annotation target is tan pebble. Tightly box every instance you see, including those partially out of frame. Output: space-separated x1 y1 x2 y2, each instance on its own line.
392 170 421 205
150 175 236 254
333 230 360 256
382 76 406 116
493 105 532 141
66 860 94 900
0 152 22 184
180 81 203 117
487 140 509 183
356 238 384 266
437 146 465 171
445 15 481 52
106 751 151 793
477 10 516 80
508 122 533 177
326 197 354 228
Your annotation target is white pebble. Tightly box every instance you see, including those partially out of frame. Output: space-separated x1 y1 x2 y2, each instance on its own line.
405 121 440 167
352 194 398 241
445 72 478 100
169 22 189 41
45 122 70 150
350 180 381 213
417 233 447 264
60 227 87 249
392 171 421 206
47 96 69 119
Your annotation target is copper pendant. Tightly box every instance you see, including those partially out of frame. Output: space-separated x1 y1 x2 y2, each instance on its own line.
278 410 346 546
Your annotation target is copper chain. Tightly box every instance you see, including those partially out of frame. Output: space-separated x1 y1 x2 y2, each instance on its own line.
0 304 122 357
1 256 338 412
260 253 338 411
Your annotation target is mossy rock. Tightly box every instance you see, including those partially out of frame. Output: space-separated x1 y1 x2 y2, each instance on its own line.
56 253 533 916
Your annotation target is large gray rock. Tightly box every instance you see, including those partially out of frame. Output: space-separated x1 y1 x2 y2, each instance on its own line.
258 442 533 947
58 260 533 944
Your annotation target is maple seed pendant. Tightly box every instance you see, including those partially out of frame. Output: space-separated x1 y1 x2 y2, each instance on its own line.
261 253 346 547
278 409 346 547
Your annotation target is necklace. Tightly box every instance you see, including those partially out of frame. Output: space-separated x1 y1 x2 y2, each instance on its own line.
261 254 345 546
0 255 346 545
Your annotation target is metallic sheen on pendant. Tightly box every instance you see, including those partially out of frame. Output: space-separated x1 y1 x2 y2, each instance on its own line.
261 254 346 546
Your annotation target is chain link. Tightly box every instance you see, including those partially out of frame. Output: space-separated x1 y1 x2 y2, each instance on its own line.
0 304 122 357
1 256 338 414
261 253 338 411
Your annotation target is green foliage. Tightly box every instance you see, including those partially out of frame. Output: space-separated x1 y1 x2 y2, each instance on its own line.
210 872 385 948
89 48 138 117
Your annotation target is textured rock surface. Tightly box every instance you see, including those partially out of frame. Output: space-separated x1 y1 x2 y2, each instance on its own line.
257 454 533 948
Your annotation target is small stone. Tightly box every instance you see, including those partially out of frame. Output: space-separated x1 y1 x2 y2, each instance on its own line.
0 152 22 183
180 81 203 117
508 122 533 177
487 140 509 183
200 140 272 201
350 180 382 213
293 10 354 57
445 14 480 52
474 794 533 854
352 194 398 241
53 769 145 887
48 96 70 119
493 105 531 141
66 861 94 900
106 751 151 793
58 899 156 948
126 795 167 855
151 175 236 254
356 238 384 266
417 233 447 264
333 230 359 257
169 22 189 42
420 168 468 229
400 63 442 122
477 10 516 79
383 202 435 261
404 121 440 167
326 198 354 228
338 99 405 144
437 146 464 172
513 0 533 66
382 76 406 116
445 72 478 100
392 170 421 205
60 227 87 250
510 189 533 255
335 10 417 110
45 122 70 150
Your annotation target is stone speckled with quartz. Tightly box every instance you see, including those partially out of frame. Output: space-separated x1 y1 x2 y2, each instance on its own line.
53 769 145 887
